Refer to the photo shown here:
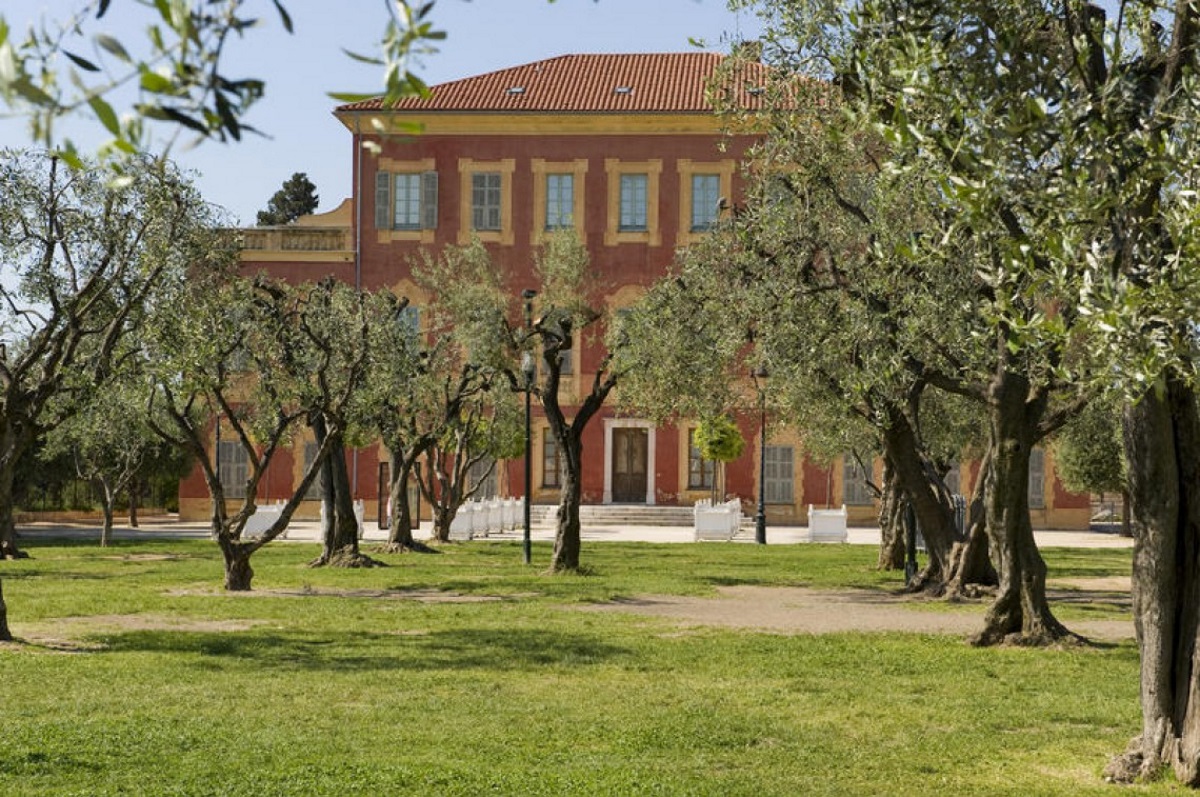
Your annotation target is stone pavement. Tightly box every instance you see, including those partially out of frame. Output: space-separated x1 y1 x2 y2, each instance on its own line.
17 517 1134 549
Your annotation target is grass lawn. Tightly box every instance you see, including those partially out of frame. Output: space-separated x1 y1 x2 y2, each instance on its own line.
0 537 1163 795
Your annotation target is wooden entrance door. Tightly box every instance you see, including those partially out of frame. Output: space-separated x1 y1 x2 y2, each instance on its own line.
611 427 648 503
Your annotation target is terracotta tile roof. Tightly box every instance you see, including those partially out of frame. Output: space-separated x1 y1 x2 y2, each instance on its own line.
336 53 768 114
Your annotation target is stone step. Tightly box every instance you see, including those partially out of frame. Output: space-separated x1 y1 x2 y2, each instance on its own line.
526 504 739 527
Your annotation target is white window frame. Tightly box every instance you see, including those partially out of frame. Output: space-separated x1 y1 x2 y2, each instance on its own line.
546 173 574 230
691 173 721 231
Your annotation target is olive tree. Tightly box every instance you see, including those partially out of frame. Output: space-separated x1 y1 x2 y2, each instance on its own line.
0 150 210 559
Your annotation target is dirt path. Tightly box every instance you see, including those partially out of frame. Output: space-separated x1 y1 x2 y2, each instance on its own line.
579 583 1134 641
2 580 1134 651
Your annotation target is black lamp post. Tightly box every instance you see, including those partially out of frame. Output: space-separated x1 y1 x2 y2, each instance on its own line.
753 366 769 545
521 289 537 565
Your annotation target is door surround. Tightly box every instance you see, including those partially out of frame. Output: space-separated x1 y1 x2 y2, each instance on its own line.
603 419 656 504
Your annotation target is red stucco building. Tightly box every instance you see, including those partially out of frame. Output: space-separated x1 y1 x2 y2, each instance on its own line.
179 52 1091 529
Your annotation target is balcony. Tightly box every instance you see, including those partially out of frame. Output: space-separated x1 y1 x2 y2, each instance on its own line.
240 227 349 253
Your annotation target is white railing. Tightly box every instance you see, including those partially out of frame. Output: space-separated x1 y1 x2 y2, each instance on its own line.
693 498 742 541
449 498 524 540
808 504 848 542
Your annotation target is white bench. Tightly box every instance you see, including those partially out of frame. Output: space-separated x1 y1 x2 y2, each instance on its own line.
694 498 741 541
808 504 848 542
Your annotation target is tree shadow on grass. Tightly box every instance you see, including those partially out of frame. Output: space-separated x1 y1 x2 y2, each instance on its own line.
93 627 632 672
701 575 799 588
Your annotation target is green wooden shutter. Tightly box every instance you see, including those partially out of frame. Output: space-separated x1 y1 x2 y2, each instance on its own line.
374 171 391 229
420 171 438 229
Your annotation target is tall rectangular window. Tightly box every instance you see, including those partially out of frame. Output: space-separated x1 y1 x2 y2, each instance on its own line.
691 174 721 231
546 174 574 230
217 440 248 500
542 431 563 488
843 456 874 505
393 173 422 229
399 305 421 337
1028 448 1045 509
303 442 325 500
469 457 497 499
472 172 502 231
376 170 437 230
688 429 714 490
764 445 794 504
619 174 648 231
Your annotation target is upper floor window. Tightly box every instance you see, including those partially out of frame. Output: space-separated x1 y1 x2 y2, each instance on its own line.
677 159 734 246
605 159 661 246
691 174 721 231
458 158 515 245
546 174 575 230
471 172 502 231
619 174 649 231
374 167 437 232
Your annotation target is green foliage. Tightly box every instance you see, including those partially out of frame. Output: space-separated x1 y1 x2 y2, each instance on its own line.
693 415 745 463
413 237 511 373
255 172 319 226
1050 395 1125 497
0 149 220 542
0 2 444 163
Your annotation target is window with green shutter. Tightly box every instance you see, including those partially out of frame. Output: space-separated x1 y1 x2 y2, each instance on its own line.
375 170 437 230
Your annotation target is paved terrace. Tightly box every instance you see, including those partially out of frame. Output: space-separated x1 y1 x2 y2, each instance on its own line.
15 517 1133 549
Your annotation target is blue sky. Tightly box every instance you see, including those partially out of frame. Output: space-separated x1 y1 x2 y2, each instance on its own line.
2 1 762 224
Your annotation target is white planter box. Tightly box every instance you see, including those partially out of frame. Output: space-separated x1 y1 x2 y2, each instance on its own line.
694 499 741 541
243 503 284 539
808 504 848 542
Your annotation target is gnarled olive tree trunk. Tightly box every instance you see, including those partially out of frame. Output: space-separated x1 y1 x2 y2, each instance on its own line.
1106 378 1200 784
0 577 11 642
944 450 997 598
974 372 1070 646
218 537 256 592
550 428 584 571
876 459 906 571
0 442 26 560
310 419 376 568
880 407 961 594
384 450 433 553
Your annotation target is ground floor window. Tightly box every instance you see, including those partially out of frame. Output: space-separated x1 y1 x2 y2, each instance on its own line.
469 457 498 499
687 429 714 490
217 440 248 499
303 442 324 500
1028 448 1045 509
764 445 794 504
843 456 874 505
542 431 563 488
